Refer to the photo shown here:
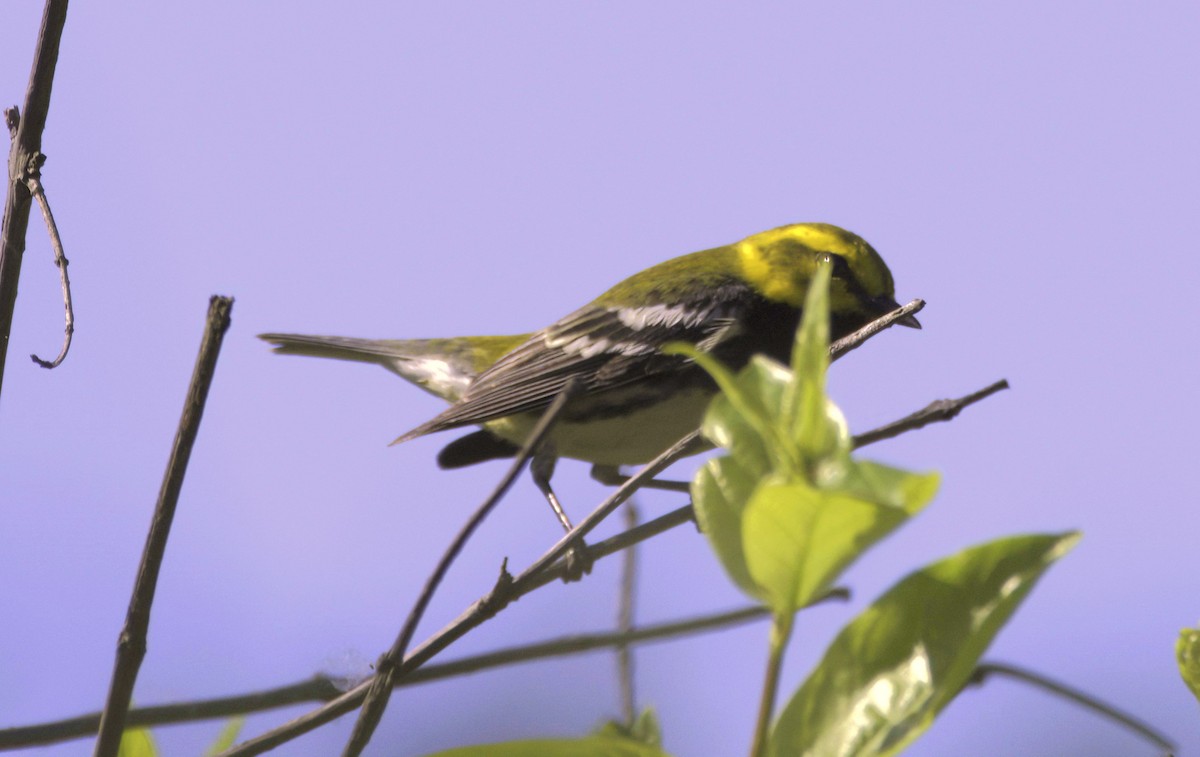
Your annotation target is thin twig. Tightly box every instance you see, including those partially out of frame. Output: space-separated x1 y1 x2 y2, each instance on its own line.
219 432 707 757
27 174 73 368
340 379 582 757
616 501 639 726
830 298 925 361
970 662 1176 756
92 296 234 757
0 0 70 403
4 603 837 750
851 379 1009 448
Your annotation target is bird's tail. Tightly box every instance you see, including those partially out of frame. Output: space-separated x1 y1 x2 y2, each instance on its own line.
258 332 528 403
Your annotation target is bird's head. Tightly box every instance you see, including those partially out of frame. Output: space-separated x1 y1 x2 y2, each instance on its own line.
735 222 919 328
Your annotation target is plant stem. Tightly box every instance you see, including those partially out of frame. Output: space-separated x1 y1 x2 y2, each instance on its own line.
750 611 793 757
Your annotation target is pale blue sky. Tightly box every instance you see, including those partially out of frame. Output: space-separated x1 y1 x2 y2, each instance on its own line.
2 3 1198 755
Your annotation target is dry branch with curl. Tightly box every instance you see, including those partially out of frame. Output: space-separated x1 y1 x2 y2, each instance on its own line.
0 0 74 403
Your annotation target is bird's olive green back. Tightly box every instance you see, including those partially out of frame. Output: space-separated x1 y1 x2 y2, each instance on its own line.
592 244 743 308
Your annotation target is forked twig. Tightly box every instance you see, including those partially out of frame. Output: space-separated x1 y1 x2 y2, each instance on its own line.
340 379 582 757
219 303 1013 756
0 0 71 400
218 432 707 757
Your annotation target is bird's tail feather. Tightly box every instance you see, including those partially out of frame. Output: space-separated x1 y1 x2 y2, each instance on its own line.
259 333 416 365
258 332 530 404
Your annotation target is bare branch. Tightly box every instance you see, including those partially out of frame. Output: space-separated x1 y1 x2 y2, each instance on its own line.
852 379 1009 448
0 678 341 750
341 379 581 757
830 298 925 361
0 0 70 402
93 296 234 757
970 662 1175 756
26 173 73 368
218 365 1010 755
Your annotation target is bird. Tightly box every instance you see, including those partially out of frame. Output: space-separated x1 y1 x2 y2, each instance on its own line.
261 222 918 544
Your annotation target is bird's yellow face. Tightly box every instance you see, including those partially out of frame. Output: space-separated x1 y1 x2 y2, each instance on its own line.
735 223 899 318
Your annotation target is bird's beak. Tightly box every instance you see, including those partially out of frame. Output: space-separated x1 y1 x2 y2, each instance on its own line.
872 296 921 329
898 312 922 329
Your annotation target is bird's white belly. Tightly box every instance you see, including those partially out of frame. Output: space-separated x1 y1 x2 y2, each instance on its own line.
486 387 715 466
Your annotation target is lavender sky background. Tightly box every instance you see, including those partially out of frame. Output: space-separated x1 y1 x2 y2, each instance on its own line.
2 3 1198 756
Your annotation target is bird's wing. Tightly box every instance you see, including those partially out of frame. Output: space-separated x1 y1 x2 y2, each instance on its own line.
394 282 755 441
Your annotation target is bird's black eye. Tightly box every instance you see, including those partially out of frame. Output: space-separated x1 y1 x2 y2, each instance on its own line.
823 252 853 279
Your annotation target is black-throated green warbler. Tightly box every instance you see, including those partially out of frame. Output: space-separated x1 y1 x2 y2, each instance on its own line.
262 222 917 499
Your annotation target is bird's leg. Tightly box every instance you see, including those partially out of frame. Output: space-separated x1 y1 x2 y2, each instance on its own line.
590 464 691 493
531 451 572 531
531 449 592 580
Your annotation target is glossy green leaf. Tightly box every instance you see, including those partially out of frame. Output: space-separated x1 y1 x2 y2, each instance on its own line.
426 735 673 757
788 260 831 383
701 355 792 471
786 264 844 464
692 455 764 599
117 727 158 757
667 342 778 462
204 717 246 756
770 532 1079 757
742 481 916 614
1177 627 1200 704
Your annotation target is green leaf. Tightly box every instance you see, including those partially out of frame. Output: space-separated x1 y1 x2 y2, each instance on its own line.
786 263 841 464
770 532 1080 757
742 480 919 615
702 354 795 471
666 343 778 460
789 260 832 385
204 716 246 756
425 735 673 757
692 455 764 599
1177 626 1200 704
118 727 158 757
